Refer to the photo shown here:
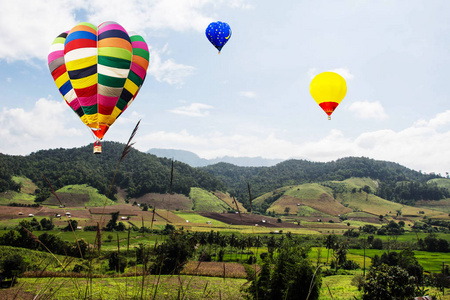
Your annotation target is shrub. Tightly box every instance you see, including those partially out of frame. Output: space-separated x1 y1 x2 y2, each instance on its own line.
245 240 321 300
1 254 26 279
363 264 416 300
341 259 360 270
108 252 126 273
154 231 195 274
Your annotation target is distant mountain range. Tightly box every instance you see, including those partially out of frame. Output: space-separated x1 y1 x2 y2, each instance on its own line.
147 148 284 167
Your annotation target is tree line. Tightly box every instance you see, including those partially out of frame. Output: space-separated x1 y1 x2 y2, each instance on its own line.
0 142 225 201
202 157 447 209
1 145 448 208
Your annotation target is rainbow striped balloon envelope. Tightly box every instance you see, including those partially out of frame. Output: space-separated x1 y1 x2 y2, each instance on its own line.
48 21 149 141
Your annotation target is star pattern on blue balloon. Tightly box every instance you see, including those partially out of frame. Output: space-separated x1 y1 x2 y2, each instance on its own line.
205 21 232 53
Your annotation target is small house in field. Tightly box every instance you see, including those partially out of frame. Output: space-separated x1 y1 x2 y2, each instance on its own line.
18 212 23 215
121 216 129 220
76 226 82 230
28 214 34 217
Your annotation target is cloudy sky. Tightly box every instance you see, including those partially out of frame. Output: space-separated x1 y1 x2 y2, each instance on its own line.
1 0 449 175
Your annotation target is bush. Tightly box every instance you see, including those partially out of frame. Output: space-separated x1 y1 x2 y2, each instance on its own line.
72 264 87 273
154 231 195 274
341 259 360 270
1 254 26 279
246 240 321 300
108 252 126 273
363 264 416 300
351 274 365 291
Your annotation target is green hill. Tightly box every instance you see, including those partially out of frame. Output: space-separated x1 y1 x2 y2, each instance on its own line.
428 178 450 189
0 142 225 202
203 157 447 209
0 176 37 205
252 178 450 224
190 187 230 212
44 184 116 207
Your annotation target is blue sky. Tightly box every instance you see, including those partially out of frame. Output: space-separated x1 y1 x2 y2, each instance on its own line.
1 0 449 175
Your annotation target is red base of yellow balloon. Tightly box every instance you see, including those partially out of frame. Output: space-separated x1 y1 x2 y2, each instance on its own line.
92 125 109 140
319 102 339 116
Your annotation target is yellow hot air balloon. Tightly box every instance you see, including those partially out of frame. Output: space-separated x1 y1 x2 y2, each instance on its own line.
309 72 347 120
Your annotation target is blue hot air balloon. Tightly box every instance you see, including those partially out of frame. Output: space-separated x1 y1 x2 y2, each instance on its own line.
205 21 232 54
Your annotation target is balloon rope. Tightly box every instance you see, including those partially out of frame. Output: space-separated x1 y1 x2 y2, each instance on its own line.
86 126 98 141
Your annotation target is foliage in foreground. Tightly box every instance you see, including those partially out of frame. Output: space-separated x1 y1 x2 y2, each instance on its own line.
245 239 321 300
363 264 417 300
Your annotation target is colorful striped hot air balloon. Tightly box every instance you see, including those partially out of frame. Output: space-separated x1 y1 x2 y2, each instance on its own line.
309 72 347 120
48 21 149 153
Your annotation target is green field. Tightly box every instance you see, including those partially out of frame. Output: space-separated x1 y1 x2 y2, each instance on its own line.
1 176 450 299
348 248 450 273
190 188 229 212
174 211 229 226
8 273 448 300
284 183 332 199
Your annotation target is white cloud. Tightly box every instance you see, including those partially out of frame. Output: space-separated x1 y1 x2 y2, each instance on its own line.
239 91 257 98
348 100 388 120
0 0 251 62
0 0 83 61
0 98 84 154
86 0 214 33
135 110 450 175
169 103 213 117
414 110 450 129
149 45 196 86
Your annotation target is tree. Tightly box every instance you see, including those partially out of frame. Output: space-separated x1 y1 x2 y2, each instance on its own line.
371 238 383 250
108 252 126 273
154 231 195 274
105 211 120 231
361 224 377 234
325 234 338 264
371 248 424 286
246 256 272 299
16 220 38 249
363 264 416 300
246 239 321 300
1 254 26 280
40 218 54 230
62 220 78 232
0 230 17 246
38 232 66 255
30 218 41 231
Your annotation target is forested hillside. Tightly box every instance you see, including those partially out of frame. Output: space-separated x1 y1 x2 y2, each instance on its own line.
202 157 448 208
1 145 448 209
0 142 225 201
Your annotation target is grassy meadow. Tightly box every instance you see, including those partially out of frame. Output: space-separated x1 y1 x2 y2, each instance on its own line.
1 175 450 299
